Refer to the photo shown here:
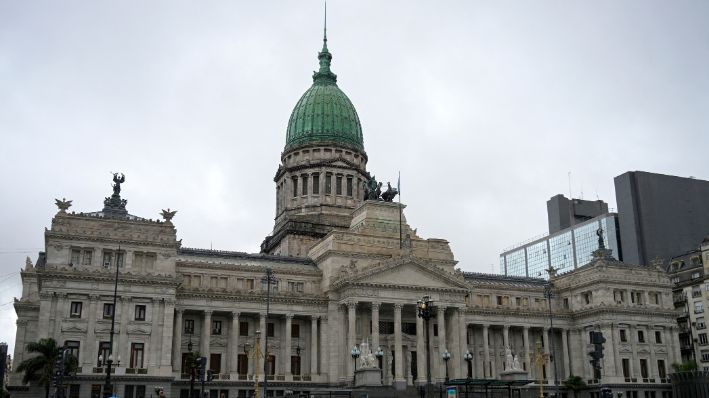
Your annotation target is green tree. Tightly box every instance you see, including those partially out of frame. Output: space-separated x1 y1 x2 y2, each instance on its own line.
562 374 587 398
671 360 698 372
15 338 78 398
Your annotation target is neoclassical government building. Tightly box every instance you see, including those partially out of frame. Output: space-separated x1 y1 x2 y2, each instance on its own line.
11 31 679 398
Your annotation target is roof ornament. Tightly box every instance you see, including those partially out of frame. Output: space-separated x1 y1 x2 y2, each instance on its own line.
160 208 177 224
102 172 129 218
596 227 606 250
55 198 72 213
313 0 337 85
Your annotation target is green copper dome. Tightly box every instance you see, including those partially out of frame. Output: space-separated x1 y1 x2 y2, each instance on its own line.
285 37 364 153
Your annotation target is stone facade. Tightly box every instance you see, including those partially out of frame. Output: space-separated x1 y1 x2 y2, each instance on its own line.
9 31 679 398
10 192 679 398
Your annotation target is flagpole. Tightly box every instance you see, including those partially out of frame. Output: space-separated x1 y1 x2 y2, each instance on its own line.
398 171 402 249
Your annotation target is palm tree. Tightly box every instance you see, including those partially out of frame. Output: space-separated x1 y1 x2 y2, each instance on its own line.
15 338 77 398
562 374 587 398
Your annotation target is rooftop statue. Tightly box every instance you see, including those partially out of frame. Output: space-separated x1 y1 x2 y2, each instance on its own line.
161 208 177 223
381 182 398 202
364 175 382 200
112 172 125 196
103 172 129 217
54 198 72 213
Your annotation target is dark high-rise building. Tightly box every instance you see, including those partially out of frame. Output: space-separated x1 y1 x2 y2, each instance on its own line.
615 171 709 266
547 194 609 234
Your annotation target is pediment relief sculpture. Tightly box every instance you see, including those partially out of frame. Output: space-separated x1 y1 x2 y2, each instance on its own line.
333 258 468 291
61 322 87 333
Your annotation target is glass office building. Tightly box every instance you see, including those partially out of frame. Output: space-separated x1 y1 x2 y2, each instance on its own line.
499 213 621 278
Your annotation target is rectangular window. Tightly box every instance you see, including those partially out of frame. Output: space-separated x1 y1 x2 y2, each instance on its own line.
245 279 255 290
325 173 332 194
210 353 222 374
103 303 114 319
70 302 83 318
82 250 93 265
655 331 662 344
336 175 343 195
696 301 704 314
433 324 438 337
292 177 298 198
699 333 708 345
184 319 195 334
291 355 301 376
213 320 222 335
620 329 627 342
563 298 569 309
266 355 276 375
98 341 110 366
638 330 645 343
312 174 320 195
130 343 144 368
65 340 80 361
346 177 353 196
379 321 395 335
239 321 249 336
401 322 417 335
640 359 648 379
102 250 124 268
301 175 308 195
496 296 503 306
71 249 81 266
288 281 304 293
657 360 666 379
267 322 275 337
291 324 300 338
134 305 146 321
622 358 630 378
68 385 80 398
698 317 706 329
237 354 248 375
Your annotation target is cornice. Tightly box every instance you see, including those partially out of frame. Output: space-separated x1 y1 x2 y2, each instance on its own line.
45 231 179 249
274 156 368 181
176 290 329 306
36 267 180 287
177 259 321 276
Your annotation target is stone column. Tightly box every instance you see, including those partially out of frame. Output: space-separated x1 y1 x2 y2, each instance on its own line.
601 324 617 380
149 298 162 367
458 310 468 379
394 303 405 386
580 329 591 380
415 313 426 384
522 326 534 379
649 327 658 380
482 324 490 378
450 308 461 379
569 329 583 377
37 294 52 339
172 309 183 371
160 300 174 368
321 315 329 379
347 302 357 380
542 327 550 381
629 324 638 379
201 310 212 370
503 325 510 371
285 314 293 377
371 302 380 350
229 312 240 374
436 306 447 381
561 328 570 378
118 297 131 366
259 313 267 365
84 295 99 368
310 316 318 375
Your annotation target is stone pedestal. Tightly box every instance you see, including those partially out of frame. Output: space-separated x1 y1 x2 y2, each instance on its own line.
355 368 383 387
499 369 529 381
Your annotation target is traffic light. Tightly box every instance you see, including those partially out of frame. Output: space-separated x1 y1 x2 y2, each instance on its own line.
207 369 214 381
53 347 67 386
588 331 605 370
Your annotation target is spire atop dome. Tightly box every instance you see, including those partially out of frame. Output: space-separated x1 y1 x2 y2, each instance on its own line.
313 1 337 85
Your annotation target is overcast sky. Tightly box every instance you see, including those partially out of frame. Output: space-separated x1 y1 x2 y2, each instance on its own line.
1 1 708 351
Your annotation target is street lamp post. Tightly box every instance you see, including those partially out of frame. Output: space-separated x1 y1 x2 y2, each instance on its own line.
375 347 384 384
261 268 277 398
187 334 195 398
463 350 473 379
442 350 451 383
545 266 559 396
351 345 361 386
102 245 121 398
417 295 434 398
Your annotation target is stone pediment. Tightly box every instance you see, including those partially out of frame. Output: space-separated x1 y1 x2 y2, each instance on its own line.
333 256 468 292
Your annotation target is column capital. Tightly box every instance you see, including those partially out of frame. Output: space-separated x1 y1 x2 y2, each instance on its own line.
393 303 403 311
371 302 381 310
346 301 358 310
175 308 184 315
482 323 490 330
285 313 294 320
523 325 530 331
503 325 510 331
89 294 100 301
203 310 213 316
232 311 240 319
310 315 320 321
260 312 267 319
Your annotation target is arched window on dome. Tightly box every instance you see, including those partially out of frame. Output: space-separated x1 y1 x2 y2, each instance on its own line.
301 174 308 196
292 177 298 198
312 173 320 195
346 176 353 197
336 175 343 195
325 173 332 195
